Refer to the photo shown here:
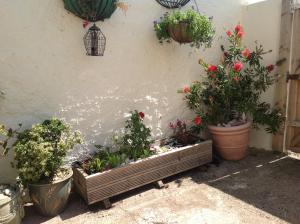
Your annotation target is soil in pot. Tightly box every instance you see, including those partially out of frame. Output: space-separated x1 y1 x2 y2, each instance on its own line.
208 122 251 161
28 169 73 217
168 21 193 44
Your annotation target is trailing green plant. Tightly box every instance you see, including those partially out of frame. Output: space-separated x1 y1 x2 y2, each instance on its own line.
13 118 82 185
154 9 215 48
180 24 284 134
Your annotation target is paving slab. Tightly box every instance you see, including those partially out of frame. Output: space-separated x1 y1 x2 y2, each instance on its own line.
22 149 300 224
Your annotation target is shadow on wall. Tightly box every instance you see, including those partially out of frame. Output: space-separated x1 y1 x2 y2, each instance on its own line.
57 87 192 163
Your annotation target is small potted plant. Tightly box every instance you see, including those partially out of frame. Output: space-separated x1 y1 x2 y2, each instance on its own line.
11 118 82 216
0 124 24 224
154 9 215 48
181 24 284 160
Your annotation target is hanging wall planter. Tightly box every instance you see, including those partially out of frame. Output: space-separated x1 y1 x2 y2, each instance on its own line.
168 21 192 43
63 0 117 22
63 0 129 56
156 0 191 9
154 9 215 49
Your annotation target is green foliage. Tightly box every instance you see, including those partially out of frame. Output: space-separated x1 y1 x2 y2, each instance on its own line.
83 111 153 174
85 149 125 174
13 118 82 185
154 9 215 48
181 25 284 134
0 123 21 156
118 111 153 160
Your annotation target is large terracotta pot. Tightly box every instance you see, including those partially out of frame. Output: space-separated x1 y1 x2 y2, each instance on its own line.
168 21 192 44
208 122 251 161
28 170 73 217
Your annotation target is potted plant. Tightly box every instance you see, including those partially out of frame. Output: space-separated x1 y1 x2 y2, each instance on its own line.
73 111 212 207
11 118 82 216
0 124 24 224
154 9 215 48
180 24 284 160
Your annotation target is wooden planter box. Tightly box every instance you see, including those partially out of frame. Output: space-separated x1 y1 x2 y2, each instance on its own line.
73 140 212 206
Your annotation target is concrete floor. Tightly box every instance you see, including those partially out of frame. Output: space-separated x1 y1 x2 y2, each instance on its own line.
23 149 300 224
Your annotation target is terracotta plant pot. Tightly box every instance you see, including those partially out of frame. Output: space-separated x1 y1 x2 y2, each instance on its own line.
208 122 251 161
28 170 73 217
168 22 192 44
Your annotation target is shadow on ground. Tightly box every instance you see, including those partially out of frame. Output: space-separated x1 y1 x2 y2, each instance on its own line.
22 149 300 224
189 149 300 224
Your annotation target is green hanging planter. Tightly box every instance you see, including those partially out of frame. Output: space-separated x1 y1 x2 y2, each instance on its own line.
63 0 117 22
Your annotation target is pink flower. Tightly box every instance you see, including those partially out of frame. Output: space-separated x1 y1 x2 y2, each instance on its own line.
177 119 182 126
233 61 243 72
194 116 202 125
183 86 191 93
139 112 145 119
242 48 251 58
226 30 232 37
207 65 217 72
266 64 274 72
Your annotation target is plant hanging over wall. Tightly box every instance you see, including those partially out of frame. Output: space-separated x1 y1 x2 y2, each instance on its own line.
154 9 215 48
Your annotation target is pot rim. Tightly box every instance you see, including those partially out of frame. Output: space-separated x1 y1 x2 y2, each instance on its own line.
208 121 252 132
28 169 73 187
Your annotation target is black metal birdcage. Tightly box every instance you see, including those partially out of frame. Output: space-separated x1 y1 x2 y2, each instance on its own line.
83 23 106 56
156 0 191 9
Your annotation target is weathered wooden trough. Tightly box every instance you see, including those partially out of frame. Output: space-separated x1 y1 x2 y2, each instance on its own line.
73 140 212 208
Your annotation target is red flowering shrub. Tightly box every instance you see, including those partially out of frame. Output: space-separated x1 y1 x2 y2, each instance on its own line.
182 25 284 134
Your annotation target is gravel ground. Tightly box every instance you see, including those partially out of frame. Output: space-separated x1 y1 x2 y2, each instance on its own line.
22 149 300 224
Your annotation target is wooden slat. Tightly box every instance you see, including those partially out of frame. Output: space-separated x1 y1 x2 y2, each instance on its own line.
272 0 293 151
287 120 300 127
73 140 212 205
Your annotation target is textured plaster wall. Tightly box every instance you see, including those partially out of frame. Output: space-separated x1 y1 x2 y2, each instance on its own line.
242 0 282 150
1 0 281 180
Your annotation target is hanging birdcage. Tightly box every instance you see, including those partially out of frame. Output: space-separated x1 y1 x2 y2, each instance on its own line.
83 23 106 56
155 0 191 9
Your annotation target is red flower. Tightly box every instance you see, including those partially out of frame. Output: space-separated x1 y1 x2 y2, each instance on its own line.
266 64 274 72
235 24 243 33
237 31 244 38
226 30 232 37
233 76 240 82
242 48 251 58
83 20 90 29
138 112 145 119
183 86 191 93
207 65 217 72
233 61 243 72
194 116 202 125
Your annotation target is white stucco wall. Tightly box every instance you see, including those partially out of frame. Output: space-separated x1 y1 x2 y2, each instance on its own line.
0 0 281 179
242 0 282 150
